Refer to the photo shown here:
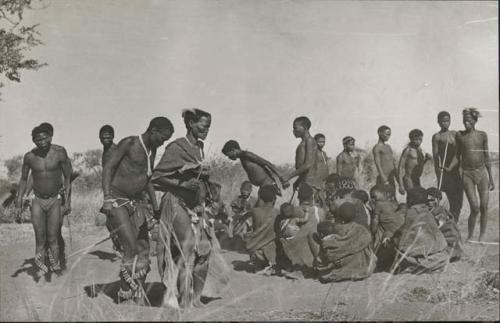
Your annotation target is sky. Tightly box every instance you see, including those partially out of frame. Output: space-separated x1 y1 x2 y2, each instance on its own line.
0 0 498 164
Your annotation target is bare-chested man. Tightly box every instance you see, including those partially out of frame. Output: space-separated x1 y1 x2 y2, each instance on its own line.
101 117 173 304
16 123 73 279
314 133 330 184
446 108 495 241
222 140 288 197
282 116 322 205
99 124 117 167
372 126 398 198
432 111 463 222
336 136 361 180
398 129 432 195
98 124 122 253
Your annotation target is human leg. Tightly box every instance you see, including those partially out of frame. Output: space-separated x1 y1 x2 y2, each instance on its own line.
31 198 48 274
46 198 62 272
462 173 479 241
477 170 490 242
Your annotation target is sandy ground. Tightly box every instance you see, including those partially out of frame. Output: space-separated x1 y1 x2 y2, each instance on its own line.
0 217 498 321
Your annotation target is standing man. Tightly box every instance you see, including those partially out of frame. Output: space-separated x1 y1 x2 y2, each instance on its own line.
98 124 122 253
314 133 330 185
336 136 361 181
445 108 495 242
15 123 73 278
152 108 214 308
99 124 117 167
432 111 463 222
372 126 399 198
282 116 321 204
101 117 173 304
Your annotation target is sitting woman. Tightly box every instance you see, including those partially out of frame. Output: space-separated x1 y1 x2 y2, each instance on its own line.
391 187 450 274
277 183 325 273
314 202 376 283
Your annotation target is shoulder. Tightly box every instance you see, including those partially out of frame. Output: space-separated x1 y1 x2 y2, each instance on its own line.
372 143 382 152
118 136 137 147
477 130 488 138
24 150 35 161
431 132 439 140
52 145 69 157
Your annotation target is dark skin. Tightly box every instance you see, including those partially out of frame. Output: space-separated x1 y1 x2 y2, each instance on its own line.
446 115 494 241
151 116 212 308
15 132 72 267
224 148 287 188
397 136 432 194
373 129 398 185
283 121 317 191
101 126 172 295
336 141 360 179
100 131 117 167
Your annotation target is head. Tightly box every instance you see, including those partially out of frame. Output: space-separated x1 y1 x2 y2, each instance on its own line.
280 202 295 219
352 190 369 205
314 133 326 150
99 124 115 148
32 125 52 150
240 181 253 198
407 187 429 207
298 183 314 204
146 117 174 148
370 185 388 202
183 108 211 140
258 185 277 205
317 221 336 238
221 140 241 160
409 129 423 148
426 187 442 207
462 108 480 131
335 202 356 224
39 122 54 136
377 125 391 142
325 174 356 200
437 111 451 131
293 116 311 138
342 136 355 152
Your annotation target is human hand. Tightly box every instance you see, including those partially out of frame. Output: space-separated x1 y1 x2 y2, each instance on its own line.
181 178 201 191
489 178 495 191
292 180 300 192
382 237 391 247
398 187 406 196
425 153 433 161
101 200 113 216
62 203 71 216
153 207 161 220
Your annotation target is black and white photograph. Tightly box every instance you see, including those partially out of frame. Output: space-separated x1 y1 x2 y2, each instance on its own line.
0 0 498 321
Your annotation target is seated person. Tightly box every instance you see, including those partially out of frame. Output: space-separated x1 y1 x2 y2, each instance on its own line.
276 202 306 240
391 187 450 274
426 187 464 262
315 202 376 283
243 185 279 273
230 181 257 238
352 189 371 225
279 183 325 272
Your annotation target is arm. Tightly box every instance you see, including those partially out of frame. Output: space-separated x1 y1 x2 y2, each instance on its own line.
373 146 387 183
336 154 343 175
482 132 495 190
15 154 31 209
285 137 316 181
61 148 73 211
431 134 440 180
397 148 408 195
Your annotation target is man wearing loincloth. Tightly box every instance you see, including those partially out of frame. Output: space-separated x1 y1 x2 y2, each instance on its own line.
152 108 215 308
446 108 495 242
432 111 464 222
15 123 73 279
101 117 173 304
282 116 322 205
373 125 399 198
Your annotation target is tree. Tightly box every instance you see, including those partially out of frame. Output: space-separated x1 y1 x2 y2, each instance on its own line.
0 0 46 99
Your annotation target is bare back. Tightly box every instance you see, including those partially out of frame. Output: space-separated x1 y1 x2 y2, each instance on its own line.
24 145 68 197
456 130 488 170
109 136 152 198
241 158 274 187
295 135 319 185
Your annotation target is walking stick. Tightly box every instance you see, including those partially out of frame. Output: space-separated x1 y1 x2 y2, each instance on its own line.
288 188 297 204
438 140 449 191
66 212 73 252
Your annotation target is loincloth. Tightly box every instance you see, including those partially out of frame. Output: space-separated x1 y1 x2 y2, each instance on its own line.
462 166 488 186
33 194 61 213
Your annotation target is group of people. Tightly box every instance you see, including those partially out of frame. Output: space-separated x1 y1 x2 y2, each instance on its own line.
13 107 494 307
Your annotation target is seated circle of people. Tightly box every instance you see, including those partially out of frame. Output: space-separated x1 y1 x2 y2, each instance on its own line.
13 109 489 308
